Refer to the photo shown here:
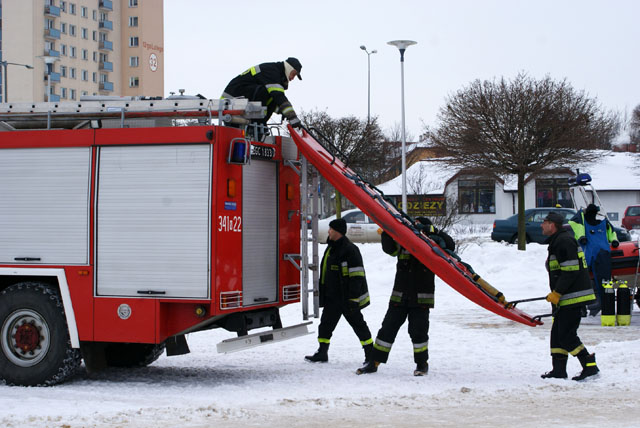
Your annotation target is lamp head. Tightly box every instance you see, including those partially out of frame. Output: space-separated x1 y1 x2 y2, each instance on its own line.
360 45 366 51
387 40 417 50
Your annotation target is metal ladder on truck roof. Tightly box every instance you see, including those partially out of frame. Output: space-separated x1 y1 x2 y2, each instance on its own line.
0 97 265 131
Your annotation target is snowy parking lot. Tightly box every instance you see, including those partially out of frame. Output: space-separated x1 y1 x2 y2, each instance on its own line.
1 236 639 428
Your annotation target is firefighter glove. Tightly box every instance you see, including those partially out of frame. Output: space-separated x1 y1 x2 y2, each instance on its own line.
289 117 302 128
578 237 588 246
546 291 562 305
611 240 620 248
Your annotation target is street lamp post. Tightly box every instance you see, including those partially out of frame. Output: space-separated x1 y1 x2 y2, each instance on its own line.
1 61 34 103
387 40 417 214
359 45 377 123
38 56 59 102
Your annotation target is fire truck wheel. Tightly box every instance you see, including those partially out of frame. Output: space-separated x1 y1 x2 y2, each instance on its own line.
104 343 166 368
0 282 82 386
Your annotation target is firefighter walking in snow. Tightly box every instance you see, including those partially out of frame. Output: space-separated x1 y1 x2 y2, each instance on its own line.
305 218 374 365
541 211 600 381
221 57 303 135
357 217 455 376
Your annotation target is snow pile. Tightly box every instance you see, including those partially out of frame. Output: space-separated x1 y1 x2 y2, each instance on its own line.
1 238 639 427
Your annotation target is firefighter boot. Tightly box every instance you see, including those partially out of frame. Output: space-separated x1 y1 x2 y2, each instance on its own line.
414 362 429 377
541 356 568 379
305 342 329 363
362 344 373 365
572 352 599 381
356 359 379 375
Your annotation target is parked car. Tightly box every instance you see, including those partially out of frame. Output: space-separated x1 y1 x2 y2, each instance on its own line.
317 209 383 243
622 205 640 231
491 208 630 244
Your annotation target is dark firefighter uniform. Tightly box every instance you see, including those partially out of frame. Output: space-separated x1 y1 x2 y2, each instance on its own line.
543 218 599 380
315 234 373 355
221 58 301 128
368 224 455 374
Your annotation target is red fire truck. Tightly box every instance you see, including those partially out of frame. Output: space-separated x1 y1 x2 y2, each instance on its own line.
0 97 313 386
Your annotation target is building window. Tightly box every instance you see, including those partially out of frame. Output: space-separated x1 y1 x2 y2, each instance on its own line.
69 68 77 79
81 49 88 60
61 22 67 34
81 70 88 81
82 91 88 97
458 179 495 214
92 30 98 41
129 37 139 47
69 25 76 37
129 16 139 27
45 18 55 29
93 10 97 20
45 41 56 52
70 89 76 100
129 77 140 87
92 72 97 83
70 46 76 58
99 32 107 42
69 3 76 15
60 1 67 12
93 51 98 62
129 0 138 7
129 56 139 67
100 74 107 83
61 87 67 99
81 28 88 39
81 6 88 18
60 44 67 56
60 66 67 78
535 179 573 208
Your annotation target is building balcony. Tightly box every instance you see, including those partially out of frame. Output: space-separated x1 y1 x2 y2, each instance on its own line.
99 40 113 51
99 0 113 11
99 20 113 30
44 48 60 57
46 93 61 102
44 28 61 40
99 61 113 72
99 81 114 92
44 5 61 17
45 72 61 83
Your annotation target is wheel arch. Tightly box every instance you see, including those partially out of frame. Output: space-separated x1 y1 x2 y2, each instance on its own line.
0 268 80 349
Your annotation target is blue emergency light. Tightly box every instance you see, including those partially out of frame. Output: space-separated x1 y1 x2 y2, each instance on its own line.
567 173 592 187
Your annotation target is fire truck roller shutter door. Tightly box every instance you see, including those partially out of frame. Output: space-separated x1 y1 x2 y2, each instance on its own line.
96 144 211 298
0 147 91 265
242 159 278 305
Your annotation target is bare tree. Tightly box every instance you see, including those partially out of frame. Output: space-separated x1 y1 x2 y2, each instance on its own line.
631 104 640 146
427 73 619 250
300 109 386 216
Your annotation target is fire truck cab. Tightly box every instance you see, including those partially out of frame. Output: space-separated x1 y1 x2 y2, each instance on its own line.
0 97 312 386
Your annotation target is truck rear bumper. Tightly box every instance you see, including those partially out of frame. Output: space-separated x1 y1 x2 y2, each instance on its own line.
216 321 312 353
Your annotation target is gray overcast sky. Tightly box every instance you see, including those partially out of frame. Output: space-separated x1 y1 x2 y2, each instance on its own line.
164 0 639 139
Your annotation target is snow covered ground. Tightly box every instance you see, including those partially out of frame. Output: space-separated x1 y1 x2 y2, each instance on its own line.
1 232 640 428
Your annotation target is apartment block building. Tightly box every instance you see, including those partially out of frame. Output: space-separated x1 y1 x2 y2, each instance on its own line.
0 0 163 102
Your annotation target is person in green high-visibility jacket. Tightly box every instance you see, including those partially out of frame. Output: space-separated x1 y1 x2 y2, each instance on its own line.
541 211 600 381
357 217 454 377
305 218 373 365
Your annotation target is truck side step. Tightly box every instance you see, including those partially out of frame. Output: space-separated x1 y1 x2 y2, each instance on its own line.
216 321 312 354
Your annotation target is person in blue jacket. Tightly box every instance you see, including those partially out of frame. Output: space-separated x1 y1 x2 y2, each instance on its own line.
568 204 619 316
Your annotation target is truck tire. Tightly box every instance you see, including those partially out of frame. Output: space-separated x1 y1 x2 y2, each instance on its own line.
104 343 165 368
0 282 82 386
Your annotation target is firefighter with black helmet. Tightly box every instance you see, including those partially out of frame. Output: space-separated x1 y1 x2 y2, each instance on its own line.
357 217 454 376
541 211 600 381
305 218 374 365
221 57 302 133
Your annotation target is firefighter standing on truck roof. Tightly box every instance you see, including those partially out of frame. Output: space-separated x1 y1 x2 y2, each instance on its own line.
305 218 374 365
541 211 600 381
221 57 303 132
357 217 455 376
568 203 619 316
